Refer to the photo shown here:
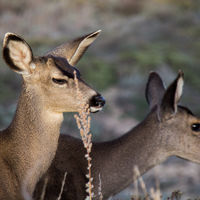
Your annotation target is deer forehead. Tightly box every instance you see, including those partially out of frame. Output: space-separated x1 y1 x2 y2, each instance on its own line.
35 56 80 79
175 106 200 126
187 114 200 125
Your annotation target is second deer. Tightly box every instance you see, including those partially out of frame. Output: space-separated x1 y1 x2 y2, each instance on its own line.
0 31 105 199
34 71 200 200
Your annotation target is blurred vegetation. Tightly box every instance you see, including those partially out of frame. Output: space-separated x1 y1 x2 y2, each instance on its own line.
1 0 200 198
1 0 200 125
80 56 118 91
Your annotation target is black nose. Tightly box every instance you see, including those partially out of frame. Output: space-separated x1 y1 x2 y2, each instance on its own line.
89 95 106 108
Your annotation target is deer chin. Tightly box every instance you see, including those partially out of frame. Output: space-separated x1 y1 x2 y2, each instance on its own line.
90 106 103 113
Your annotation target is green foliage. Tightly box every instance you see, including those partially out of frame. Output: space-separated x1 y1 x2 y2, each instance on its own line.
0 0 28 14
0 72 19 103
121 44 165 70
121 40 200 92
167 0 200 11
167 51 195 68
80 56 118 91
167 50 200 90
123 95 147 120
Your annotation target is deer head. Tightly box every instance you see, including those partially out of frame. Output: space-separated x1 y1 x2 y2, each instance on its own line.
0 31 105 199
146 71 200 164
2 31 105 114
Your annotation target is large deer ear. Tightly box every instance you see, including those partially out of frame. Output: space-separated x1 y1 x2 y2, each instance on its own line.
161 71 184 114
3 33 34 75
145 72 166 110
46 30 101 66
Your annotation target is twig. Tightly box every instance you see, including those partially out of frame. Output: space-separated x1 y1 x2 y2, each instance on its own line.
56 172 67 200
98 174 103 200
39 176 49 200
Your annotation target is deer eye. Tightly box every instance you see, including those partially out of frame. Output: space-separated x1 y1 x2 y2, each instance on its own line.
191 123 200 132
52 78 67 85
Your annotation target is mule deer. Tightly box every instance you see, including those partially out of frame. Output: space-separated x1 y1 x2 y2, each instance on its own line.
0 30 105 199
34 71 200 200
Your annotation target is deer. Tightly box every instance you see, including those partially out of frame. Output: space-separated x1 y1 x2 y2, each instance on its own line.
34 71 200 200
0 30 105 200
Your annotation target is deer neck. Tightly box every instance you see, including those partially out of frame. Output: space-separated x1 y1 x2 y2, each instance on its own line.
6 83 63 195
93 112 169 199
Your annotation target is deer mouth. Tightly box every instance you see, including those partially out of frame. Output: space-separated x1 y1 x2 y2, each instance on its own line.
90 106 103 113
89 95 105 113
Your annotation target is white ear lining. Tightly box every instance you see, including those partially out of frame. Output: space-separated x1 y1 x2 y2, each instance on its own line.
176 76 184 100
8 41 32 65
69 30 101 65
3 32 33 76
174 76 184 113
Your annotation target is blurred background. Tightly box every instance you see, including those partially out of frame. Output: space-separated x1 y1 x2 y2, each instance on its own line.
0 0 200 199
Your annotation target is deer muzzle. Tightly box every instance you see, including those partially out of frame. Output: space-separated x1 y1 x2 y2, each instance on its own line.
89 94 106 113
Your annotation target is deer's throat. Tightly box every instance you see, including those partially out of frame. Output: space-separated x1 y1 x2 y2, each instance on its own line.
7 87 63 195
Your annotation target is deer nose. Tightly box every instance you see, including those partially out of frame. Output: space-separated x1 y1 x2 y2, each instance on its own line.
89 94 106 108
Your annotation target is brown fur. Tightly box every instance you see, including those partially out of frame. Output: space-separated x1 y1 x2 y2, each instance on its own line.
0 31 102 199
34 72 200 200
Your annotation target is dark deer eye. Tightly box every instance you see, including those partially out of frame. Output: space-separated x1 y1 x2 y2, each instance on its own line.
191 123 200 132
52 78 67 85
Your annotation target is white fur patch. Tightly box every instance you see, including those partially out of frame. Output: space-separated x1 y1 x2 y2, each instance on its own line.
90 106 102 113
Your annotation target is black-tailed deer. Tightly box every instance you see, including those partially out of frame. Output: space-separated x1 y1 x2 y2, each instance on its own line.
34 71 200 200
0 30 105 200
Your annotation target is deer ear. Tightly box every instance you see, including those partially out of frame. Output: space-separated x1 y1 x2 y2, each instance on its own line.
3 33 34 75
161 71 184 114
46 30 101 66
145 72 165 110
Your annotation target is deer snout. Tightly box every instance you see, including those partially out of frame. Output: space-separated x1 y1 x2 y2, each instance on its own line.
89 94 106 113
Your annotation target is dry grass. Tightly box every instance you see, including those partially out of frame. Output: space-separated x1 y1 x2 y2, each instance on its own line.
98 174 103 200
132 166 183 200
39 176 48 200
132 166 161 200
56 172 67 200
74 71 94 200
